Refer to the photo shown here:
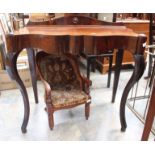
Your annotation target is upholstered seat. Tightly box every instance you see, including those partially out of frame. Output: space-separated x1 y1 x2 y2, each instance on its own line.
51 89 90 109
36 51 91 129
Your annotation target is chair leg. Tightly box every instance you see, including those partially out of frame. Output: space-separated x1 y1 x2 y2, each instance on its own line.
85 103 90 120
48 112 54 130
47 105 54 130
107 55 113 88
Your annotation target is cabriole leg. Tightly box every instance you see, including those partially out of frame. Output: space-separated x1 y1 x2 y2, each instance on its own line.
6 52 30 133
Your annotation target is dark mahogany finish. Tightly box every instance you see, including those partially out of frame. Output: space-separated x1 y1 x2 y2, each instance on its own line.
5 25 146 133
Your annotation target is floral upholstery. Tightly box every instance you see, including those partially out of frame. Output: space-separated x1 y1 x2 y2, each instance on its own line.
51 89 89 108
39 54 81 90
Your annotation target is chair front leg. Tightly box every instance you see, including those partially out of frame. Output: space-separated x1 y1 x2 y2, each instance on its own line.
47 104 54 130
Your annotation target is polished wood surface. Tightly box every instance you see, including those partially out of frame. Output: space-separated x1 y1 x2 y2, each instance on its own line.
6 25 142 55
5 24 147 133
12 25 136 36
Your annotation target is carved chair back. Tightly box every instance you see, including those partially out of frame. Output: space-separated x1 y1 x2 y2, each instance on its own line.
36 52 83 91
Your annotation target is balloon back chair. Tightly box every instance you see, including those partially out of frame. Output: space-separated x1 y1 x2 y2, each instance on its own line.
36 51 91 129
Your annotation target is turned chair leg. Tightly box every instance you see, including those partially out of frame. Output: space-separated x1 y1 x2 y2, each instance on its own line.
85 103 90 120
47 105 54 130
48 112 54 130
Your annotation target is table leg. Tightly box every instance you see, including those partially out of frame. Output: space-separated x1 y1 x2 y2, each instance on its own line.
111 49 123 103
91 57 96 72
27 48 38 103
120 54 145 131
87 57 96 79
107 54 113 88
6 52 30 133
87 57 91 79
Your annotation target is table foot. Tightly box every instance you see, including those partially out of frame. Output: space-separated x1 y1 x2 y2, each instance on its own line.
21 127 27 133
121 127 126 132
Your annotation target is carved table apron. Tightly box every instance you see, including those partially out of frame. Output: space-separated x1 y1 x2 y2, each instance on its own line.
5 25 147 133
